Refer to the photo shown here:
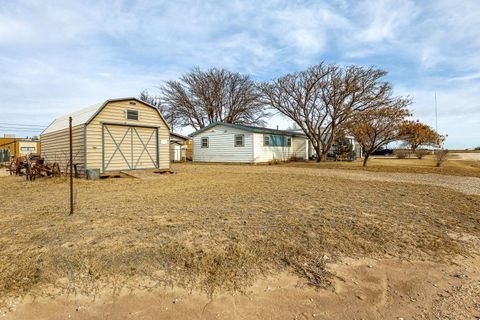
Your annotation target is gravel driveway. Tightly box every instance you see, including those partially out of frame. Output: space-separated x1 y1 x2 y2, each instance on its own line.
451 152 480 161
183 164 480 196
301 168 480 196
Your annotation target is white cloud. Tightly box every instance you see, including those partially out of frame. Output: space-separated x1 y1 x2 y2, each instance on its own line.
0 0 479 148
448 73 480 82
355 0 419 43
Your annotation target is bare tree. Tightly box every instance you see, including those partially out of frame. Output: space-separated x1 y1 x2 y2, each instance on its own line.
261 63 393 161
139 90 160 108
139 90 179 130
346 99 411 166
160 68 268 130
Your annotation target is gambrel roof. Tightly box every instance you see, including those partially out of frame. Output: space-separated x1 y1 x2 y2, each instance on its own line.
42 97 170 135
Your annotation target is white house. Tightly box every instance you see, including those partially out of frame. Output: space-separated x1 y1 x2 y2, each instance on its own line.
189 122 309 163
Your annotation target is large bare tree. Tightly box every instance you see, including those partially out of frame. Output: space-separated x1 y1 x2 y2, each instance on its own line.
159 68 268 130
139 90 180 130
260 63 394 161
346 99 411 166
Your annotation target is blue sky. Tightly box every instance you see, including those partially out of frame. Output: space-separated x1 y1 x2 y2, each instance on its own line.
0 0 479 148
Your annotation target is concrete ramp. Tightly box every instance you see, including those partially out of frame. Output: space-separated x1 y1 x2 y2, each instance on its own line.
120 169 173 179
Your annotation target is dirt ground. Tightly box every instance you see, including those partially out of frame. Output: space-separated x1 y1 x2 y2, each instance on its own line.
0 167 9 177
5 256 480 320
1 163 480 319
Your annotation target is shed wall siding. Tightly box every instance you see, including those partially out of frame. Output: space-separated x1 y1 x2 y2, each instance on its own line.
41 124 85 172
85 100 170 172
192 125 254 162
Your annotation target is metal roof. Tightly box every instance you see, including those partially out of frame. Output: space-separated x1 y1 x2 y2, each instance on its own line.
41 97 170 135
170 132 191 141
188 122 307 138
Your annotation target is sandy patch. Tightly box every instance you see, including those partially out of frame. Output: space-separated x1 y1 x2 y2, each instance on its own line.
4 256 480 320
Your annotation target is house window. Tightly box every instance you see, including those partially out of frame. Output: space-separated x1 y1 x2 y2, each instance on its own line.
235 134 244 147
201 137 209 148
264 134 290 147
126 109 139 120
263 135 270 146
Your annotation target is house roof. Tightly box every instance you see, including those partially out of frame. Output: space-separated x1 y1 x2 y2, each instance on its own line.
170 132 191 141
41 97 170 135
188 122 307 137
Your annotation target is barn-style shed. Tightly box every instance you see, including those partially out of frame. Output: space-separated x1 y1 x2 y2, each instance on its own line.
41 98 170 175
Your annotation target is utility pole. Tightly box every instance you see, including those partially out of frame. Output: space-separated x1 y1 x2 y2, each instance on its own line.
435 92 438 133
435 92 440 150
69 116 74 215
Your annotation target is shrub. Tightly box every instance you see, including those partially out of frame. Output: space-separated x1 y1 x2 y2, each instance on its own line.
415 149 430 159
434 149 448 167
268 158 281 165
394 149 410 159
475 146 480 150
289 154 298 162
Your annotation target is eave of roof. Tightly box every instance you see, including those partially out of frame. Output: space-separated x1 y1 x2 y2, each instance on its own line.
170 132 191 140
188 122 306 137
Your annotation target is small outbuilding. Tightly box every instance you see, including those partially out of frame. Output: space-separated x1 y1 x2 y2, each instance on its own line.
189 122 309 163
0 137 41 159
41 97 170 175
170 132 191 162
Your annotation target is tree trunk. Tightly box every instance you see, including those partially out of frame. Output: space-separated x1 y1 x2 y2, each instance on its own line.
362 154 370 167
314 144 322 162
321 136 335 163
320 153 328 162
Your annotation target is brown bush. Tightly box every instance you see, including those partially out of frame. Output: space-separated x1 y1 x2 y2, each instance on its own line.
435 149 449 167
267 158 281 165
415 149 430 159
394 149 410 159
268 156 297 165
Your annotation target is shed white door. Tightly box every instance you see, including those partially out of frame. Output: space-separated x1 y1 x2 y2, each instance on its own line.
174 145 181 161
103 124 158 171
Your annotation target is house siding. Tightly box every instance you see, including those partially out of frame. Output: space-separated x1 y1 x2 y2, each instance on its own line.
192 125 254 162
86 100 170 173
292 136 308 159
253 133 296 162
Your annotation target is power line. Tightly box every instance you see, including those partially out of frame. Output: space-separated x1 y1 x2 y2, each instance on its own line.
0 125 44 129
0 122 47 128
0 128 43 132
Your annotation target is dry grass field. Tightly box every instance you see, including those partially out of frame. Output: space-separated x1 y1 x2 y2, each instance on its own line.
1 163 480 319
283 156 480 177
